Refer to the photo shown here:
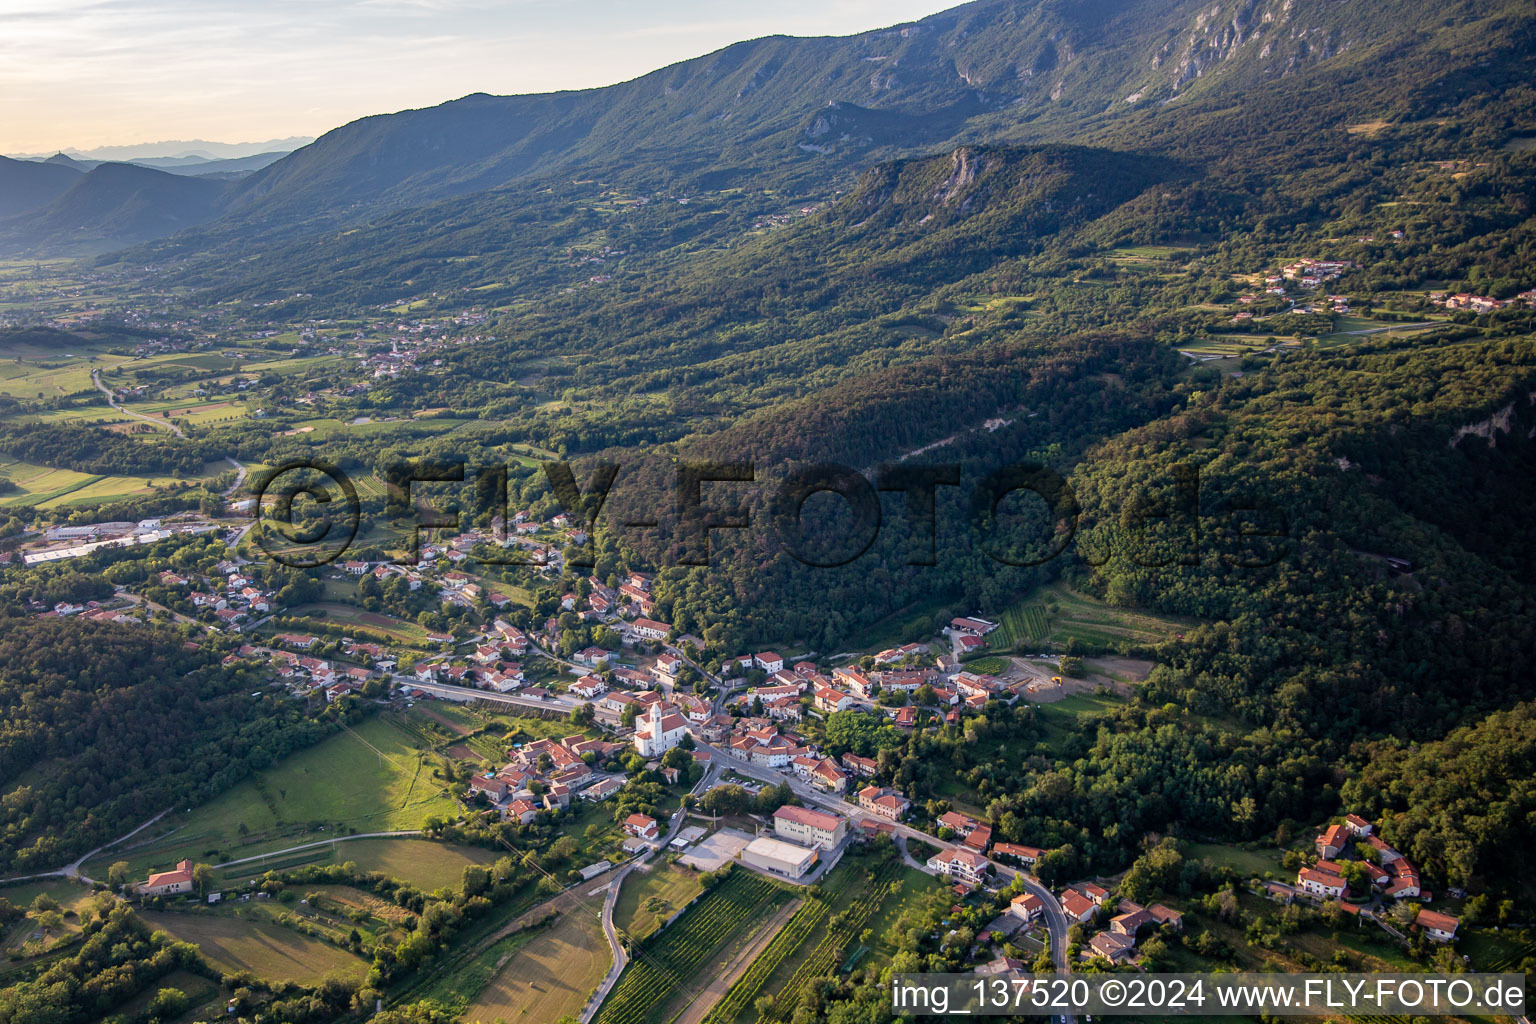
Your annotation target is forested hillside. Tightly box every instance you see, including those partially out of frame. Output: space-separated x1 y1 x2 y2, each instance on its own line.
0 618 334 872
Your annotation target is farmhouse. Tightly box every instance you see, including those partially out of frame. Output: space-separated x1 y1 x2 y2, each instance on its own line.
1415 909 1459 942
137 860 195 897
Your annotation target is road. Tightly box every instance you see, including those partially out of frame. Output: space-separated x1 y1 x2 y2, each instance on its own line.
0 807 173 886
222 457 248 497
212 829 420 873
91 368 187 438
700 740 1075 1015
581 760 720 1024
403 678 581 715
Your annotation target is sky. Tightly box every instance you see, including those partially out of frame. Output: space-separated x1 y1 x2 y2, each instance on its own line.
1 0 962 156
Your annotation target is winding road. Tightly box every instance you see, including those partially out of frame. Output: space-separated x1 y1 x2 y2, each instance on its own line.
91 368 187 438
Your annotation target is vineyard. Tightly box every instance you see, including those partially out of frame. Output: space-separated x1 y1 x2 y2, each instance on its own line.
701 898 829 1024
998 603 1049 650
596 869 791 1024
752 857 904 1023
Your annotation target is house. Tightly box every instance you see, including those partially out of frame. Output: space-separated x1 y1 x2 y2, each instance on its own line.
581 776 626 802
469 776 510 803
506 798 539 825
992 843 1046 867
570 675 607 699
809 758 848 794
1415 909 1459 942
137 860 195 896
623 813 660 840
964 826 993 853
630 617 671 641
813 686 854 713
1385 860 1422 899
841 753 878 778
1075 881 1110 906
975 955 1026 976
1344 813 1373 836
1317 824 1352 859
1090 932 1136 963
1060 891 1097 923
858 785 910 821
957 635 989 654
1009 892 1045 923
773 805 847 850
928 848 990 888
1148 904 1183 931
653 653 682 684
754 652 785 673
633 702 690 758
938 811 980 837
573 646 613 668
1111 908 1156 938
1298 865 1347 898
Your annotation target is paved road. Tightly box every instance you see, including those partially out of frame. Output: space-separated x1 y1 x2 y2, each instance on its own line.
222 457 248 497
0 807 173 887
582 762 720 1024
213 829 421 873
403 678 580 715
92 368 187 438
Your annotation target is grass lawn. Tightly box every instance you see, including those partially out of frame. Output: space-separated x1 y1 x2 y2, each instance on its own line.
0 878 96 955
1184 842 1285 878
84 715 457 880
1031 692 1124 752
613 863 704 943
337 838 500 891
138 909 369 985
463 908 611 1024
283 601 432 645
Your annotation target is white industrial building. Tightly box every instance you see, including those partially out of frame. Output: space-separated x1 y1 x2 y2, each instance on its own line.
741 836 818 880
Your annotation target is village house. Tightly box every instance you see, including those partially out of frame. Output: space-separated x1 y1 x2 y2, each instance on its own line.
623 813 660 841
1010 892 1045 924
1317 823 1352 859
928 848 990 889
1415 909 1460 942
754 651 786 673
857 785 910 821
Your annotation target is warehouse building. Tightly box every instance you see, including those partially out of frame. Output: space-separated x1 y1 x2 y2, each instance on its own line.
741 836 818 879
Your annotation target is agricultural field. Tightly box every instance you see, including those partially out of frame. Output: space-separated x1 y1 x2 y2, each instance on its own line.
137 909 370 985
0 878 97 955
83 715 457 881
999 581 1196 650
709 851 927 1024
613 863 706 944
462 908 611 1024
332 838 501 891
596 868 792 1024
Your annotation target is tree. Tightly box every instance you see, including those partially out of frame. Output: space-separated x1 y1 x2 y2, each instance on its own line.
106 860 131 890
192 862 215 894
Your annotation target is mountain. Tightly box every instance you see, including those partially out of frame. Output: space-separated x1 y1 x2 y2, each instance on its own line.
0 156 82 220
0 162 226 255
213 0 1535 230
5 0 1534 258
131 151 292 177
42 136 313 162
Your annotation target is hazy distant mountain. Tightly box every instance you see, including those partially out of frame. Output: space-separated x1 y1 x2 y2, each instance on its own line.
0 162 224 255
0 156 83 220
45 137 312 162
131 152 293 177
